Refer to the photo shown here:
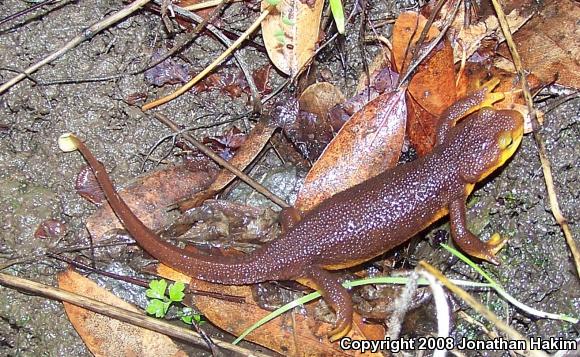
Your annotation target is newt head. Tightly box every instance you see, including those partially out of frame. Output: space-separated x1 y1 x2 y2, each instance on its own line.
451 107 524 185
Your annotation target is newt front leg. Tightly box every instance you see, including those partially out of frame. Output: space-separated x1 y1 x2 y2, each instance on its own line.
436 78 505 144
449 196 507 264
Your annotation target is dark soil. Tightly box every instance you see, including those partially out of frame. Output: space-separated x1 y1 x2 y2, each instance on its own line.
0 1 577 356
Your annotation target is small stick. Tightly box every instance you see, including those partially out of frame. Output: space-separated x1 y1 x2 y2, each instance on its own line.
0 0 151 95
0 0 60 27
152 113 290 208
142 4 272 110
490 0 579 278
181 0 241 11
419 262 548 357
0 272 268 357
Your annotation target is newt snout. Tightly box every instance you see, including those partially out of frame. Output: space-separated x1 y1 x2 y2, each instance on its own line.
60 79 523 342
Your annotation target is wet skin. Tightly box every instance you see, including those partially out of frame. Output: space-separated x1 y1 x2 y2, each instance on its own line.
64 79 524 341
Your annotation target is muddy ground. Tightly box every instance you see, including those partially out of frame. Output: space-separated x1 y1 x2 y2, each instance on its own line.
0 0 578 356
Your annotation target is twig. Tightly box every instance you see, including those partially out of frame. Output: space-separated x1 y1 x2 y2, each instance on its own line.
0 0 60 27
142 4 271 111
0 241 134 270
141 0 229 76
419 262 548 357
398 0 462 87
489 0 579 278
182 0 241 11
0 0 151 95
0 272 269 357
152 112 290 208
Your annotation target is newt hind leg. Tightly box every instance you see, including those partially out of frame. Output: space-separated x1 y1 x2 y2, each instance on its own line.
302 267 353 341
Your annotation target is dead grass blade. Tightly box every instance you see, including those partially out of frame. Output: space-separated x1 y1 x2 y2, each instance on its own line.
0 272 269 357
419 262 549 357
142 4 272 111
489 0 580 278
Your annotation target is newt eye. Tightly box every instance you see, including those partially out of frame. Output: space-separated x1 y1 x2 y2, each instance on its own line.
498 132 513 149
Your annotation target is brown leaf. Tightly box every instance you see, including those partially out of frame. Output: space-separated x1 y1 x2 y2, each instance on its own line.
405 93 438 157
202 126 247 161
34 219 67 240
86 164 215 241
497 0 580 89
178 120 277 210
331 67 399 132
393 12 456 116
284 82 346 161
261 0 324 75
144 49 192 87
296 89 407 212
58 268 187 357
155 264 383 356
456 62 542 134
160 199 279 248
431 1 532 64
76 164 105 205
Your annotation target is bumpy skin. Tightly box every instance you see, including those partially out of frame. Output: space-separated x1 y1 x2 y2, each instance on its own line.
75 81 524 341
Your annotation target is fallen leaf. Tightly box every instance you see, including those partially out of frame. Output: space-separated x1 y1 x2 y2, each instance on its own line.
456 62 542 134
331 67 399 132
178 120 277 211
261 0 324 76
392 12 455 155
86 164 215 241
393 11 456 116
144 49 192 87
202 126 247 161
405 93 438 157
34 219 67 240
155 264 383 356
431 1 531 64
58 268 187 357
283 82 346 161
497 0 580 89
160 199 279 248
296 89 407 212
76 164 105 205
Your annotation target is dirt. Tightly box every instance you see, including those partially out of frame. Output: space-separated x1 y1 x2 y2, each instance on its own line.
0 0 578 356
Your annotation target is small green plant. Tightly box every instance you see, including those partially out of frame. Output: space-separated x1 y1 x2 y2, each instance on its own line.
145 279 203 325
329 0 345 34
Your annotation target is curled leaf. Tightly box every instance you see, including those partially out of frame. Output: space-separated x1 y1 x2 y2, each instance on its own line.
296 89 407 212
262 0 324 75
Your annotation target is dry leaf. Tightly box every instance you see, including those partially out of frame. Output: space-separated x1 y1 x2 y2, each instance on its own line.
155 264 383 356
405 93 438 157
393 11 456 116
86 164 214 241
456 62 542 134
497 0 580 88
178 120 277 211
295 89 407 212
331 67 400 133
262 0 324 76
58 268 187 357
433 1 531 63
285 82 346 161
392 12 456 155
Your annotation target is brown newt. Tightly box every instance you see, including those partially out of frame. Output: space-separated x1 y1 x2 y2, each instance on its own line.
59 79 524 341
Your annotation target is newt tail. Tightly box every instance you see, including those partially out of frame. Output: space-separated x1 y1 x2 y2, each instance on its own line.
59 133 290 284
59 80 524 341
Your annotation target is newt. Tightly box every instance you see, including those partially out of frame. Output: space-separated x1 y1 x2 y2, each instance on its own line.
59 79 524 341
